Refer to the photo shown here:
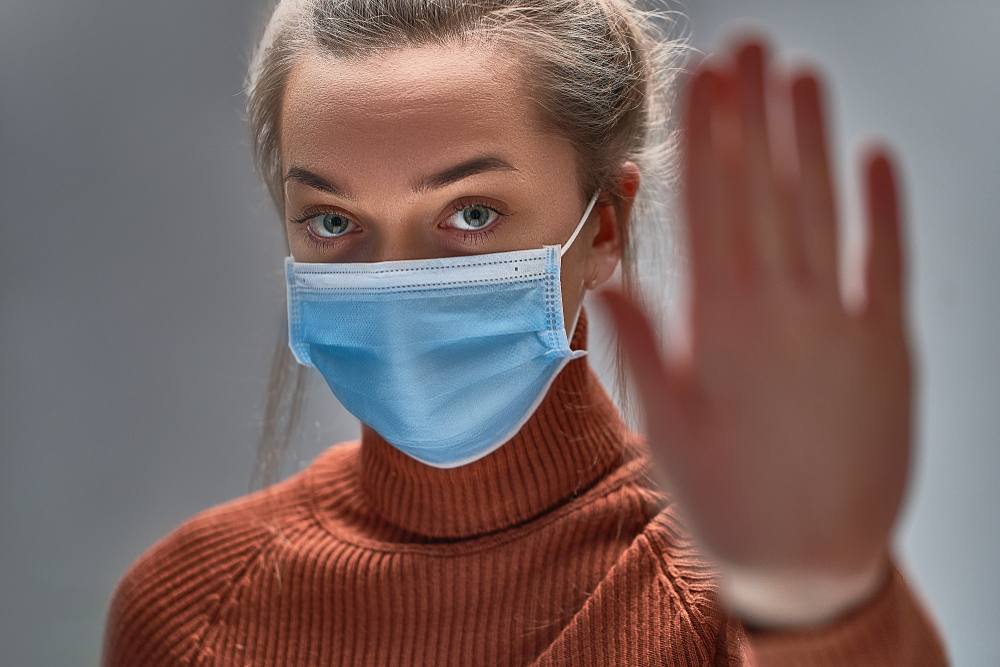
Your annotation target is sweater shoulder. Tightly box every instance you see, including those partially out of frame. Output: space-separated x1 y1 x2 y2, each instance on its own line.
641 501 733 658
542 449 737 665
608 447 723 616
535 485 739 666
102 462 319 667
625 455 744 662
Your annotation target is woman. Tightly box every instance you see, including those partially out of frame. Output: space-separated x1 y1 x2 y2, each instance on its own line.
103 0 947 664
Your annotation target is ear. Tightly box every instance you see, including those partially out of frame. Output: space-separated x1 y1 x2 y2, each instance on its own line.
585 161 641 289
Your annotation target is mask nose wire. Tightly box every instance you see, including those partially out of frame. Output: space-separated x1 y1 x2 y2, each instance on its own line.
559 191 601 257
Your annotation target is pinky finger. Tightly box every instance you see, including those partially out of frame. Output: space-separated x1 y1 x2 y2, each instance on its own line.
863 150 905 326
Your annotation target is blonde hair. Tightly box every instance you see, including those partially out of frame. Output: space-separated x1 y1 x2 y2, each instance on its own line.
248 0 688 488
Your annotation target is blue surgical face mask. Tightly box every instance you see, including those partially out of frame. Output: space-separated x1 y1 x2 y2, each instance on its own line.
285 192 600 468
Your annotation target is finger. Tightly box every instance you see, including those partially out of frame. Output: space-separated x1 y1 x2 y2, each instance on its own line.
684 67 729 294
863 151 905 326
715 63 758 286
792 74 839 292
736 42 787 276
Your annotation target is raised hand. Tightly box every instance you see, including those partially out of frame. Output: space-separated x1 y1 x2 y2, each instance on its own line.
601 40 911 626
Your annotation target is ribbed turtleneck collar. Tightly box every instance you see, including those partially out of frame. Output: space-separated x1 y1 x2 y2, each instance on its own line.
356 310 627 539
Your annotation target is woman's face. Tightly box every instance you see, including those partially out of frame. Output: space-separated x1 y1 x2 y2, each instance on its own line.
279 43 628 332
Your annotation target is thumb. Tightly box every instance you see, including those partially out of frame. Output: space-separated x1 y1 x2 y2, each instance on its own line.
597 289 688 470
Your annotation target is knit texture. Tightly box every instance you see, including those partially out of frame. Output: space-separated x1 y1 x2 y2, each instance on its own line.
103 314 947 666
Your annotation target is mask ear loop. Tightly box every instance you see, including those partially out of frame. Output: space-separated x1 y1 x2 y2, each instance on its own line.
560 190 601 346
560 191 601 257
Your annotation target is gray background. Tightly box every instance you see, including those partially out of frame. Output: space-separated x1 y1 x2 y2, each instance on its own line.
0 1 996 665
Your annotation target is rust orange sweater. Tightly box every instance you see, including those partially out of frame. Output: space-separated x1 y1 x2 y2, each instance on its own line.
103 315 947 666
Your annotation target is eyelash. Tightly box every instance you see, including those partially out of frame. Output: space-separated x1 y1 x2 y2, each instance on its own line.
289 207 354 250
448 199 507 246
288 199 509 250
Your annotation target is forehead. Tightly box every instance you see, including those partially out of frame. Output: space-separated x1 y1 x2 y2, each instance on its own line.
279 44 576 191
283 42 522 117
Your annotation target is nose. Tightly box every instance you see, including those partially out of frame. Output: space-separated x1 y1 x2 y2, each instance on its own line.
363 219 441 263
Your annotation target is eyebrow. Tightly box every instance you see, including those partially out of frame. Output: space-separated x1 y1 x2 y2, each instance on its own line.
414 155 520 192
283 155 519 198
283 167 350 199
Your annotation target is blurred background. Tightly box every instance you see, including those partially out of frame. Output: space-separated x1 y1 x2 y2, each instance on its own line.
1 1 997 664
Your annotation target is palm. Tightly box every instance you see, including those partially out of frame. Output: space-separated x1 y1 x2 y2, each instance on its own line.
603 42 911 577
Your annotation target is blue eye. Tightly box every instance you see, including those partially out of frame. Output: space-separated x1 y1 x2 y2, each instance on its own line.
447 204 499 231
307 212 354 238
